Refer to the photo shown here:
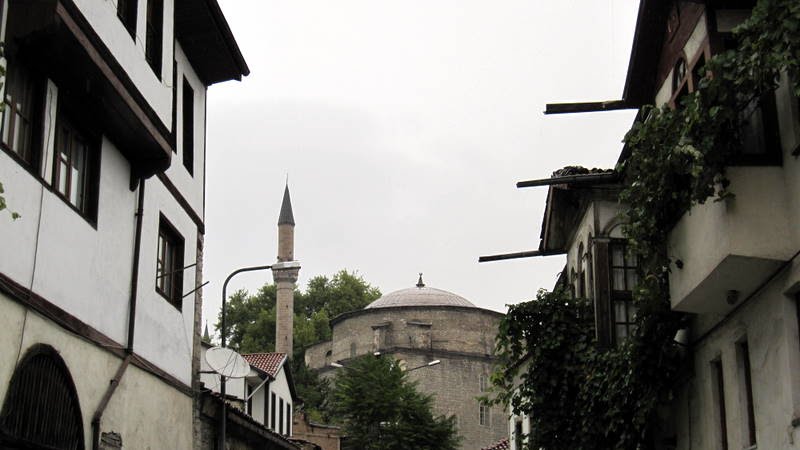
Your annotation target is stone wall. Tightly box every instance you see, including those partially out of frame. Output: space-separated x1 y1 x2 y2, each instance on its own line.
292 412 342 450
306 306 505 449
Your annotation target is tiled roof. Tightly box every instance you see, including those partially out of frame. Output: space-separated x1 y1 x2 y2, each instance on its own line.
482 438 509 450
243 353 287 378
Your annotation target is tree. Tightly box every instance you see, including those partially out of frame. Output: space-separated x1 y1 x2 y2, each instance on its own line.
215 269 381 356
331 355 460 450
214 269 381 422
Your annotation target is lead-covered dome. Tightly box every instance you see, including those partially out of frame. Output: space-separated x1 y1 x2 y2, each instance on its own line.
365 275 476 309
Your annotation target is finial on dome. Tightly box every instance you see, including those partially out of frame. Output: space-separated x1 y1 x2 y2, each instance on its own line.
416 273 425 288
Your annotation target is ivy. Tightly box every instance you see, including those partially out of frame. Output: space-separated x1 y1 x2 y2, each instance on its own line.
492 1 800 448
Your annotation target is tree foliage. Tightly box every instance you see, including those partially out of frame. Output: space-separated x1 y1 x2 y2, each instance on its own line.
215 269 380 355
214 269 381 422
493 1 800 448
331 355 460 450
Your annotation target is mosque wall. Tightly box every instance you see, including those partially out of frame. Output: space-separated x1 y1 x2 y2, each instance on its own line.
305 302 505 450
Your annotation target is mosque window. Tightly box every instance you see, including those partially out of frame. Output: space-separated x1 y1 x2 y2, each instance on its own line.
479 374 488 392
479 404 490 426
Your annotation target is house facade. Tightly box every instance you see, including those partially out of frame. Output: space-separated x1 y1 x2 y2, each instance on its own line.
634 2 800 449
0 0 247 448
486 1 800 449
198 345 300 449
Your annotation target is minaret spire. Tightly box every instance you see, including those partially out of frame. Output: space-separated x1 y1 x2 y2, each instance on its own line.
278 182 295 226
273 183 299 357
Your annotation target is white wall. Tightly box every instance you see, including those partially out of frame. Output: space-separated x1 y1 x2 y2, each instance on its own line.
268 367 293 435
0 293 194 449
167 42 207 217
73 0 175 127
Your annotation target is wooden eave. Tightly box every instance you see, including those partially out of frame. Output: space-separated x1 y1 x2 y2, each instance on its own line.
622 0 671 108
174 0 250 86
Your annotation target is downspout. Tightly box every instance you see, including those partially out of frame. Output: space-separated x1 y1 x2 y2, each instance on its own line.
91 177 145 449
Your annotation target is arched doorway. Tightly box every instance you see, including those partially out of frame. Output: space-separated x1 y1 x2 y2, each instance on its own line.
0 344 85 449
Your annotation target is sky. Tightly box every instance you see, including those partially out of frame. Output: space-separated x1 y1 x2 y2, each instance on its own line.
201 0 641 331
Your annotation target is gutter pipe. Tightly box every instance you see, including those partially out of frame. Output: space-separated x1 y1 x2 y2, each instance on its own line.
91 177 145 449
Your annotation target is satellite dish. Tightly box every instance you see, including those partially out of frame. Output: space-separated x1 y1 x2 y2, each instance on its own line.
205 346 250 378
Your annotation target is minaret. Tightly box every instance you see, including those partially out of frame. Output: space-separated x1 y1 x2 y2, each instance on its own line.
272 184 300 357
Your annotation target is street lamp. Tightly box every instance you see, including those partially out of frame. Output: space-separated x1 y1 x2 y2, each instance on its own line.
218 265 272 450
406 360 441 372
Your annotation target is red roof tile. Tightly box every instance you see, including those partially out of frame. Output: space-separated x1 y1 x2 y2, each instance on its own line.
243 352 287 378
482 438 509 450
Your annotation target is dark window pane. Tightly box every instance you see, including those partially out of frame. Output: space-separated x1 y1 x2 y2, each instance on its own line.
612 246 624 266
145 0 163 76
117 0 137 37
613 268 625 290
182 77 194 175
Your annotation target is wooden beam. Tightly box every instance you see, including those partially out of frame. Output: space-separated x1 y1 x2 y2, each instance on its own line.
478 250 562 263
544 100 634 115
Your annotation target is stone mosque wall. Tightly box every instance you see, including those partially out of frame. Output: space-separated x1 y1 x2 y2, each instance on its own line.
305 294 506 450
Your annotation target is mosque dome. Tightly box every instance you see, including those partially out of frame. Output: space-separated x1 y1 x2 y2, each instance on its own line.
364 274 476 309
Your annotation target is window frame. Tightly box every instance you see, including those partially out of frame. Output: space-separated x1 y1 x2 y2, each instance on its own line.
711 358 729 450
479 403 490 427
116 0 138 39
609 240 639 344
182 77 194 175
286 402 292 436
279 397 284 435
1 57 45 173
51 107 100 223
737 340 757 447
156 214 185 309
270 392 276 430
145 0 164 78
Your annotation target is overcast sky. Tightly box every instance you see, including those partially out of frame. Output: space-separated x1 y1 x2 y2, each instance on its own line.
201 0 640 330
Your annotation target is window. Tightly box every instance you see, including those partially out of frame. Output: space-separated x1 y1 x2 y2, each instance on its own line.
513 420 523 450
610 241 639 343
479 374 488 393
116 0 137 38
711 359 728 450
670 51 709 108
286 402 292 436
270 393 276 430
246 384 253 416
2 60 43 168
739 91 781 162
279 398 284 435
577 242 586 298
182 77 194 175
53 114 97 218
156 215 184 308
264 387 270 427
737 341 757 447
796 293 800 350
479 404 490 427
145 0 163 76
350 342 356 359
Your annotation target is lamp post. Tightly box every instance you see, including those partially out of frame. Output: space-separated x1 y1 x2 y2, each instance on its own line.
406 359 441 372
218 265 271 450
